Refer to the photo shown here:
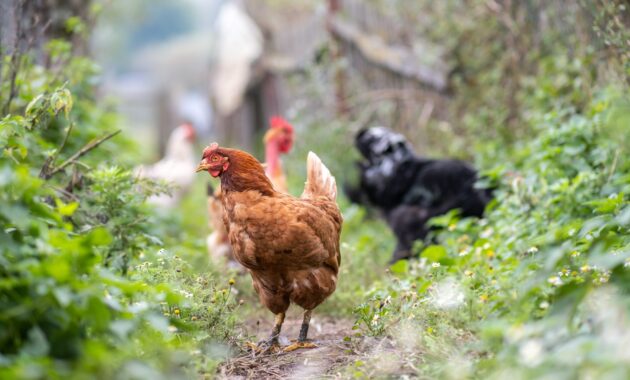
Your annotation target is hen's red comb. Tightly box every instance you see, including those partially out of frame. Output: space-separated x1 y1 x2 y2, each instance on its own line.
269 116 293 131
203 142 219 157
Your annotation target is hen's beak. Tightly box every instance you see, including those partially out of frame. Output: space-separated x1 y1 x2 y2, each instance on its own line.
195 160 211 173
263 128 282 144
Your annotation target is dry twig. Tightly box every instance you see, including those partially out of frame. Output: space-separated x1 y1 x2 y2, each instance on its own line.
42 129 121 179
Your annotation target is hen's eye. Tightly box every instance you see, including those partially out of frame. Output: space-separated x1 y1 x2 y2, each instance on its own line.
211 156 219 162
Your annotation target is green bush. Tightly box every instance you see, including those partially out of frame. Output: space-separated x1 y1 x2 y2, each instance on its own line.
0 33 235 377
349 89 629 377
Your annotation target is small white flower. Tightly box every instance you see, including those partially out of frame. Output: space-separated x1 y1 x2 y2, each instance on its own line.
432 262 441 268
480 228 494 238
519 339 543 367
539 301 549 309
429 278 464 309
179 290 193 299
527 247 539 254
548 276 562 286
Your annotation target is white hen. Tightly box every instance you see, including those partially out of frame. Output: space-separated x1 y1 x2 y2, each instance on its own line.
136 123 197 208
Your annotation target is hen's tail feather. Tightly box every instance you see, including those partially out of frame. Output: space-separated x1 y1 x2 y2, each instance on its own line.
302 152 337 201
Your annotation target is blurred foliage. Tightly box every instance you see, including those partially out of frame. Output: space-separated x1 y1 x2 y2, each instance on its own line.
349 89 630 378
340 0 629 161
0 13 235 379
1 0 629 378
332 1 630 378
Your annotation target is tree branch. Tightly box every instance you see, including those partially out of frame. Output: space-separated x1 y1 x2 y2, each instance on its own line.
39 121 74 178
43 129 121 179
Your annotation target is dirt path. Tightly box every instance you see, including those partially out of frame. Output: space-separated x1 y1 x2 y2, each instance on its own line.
218 313 356 379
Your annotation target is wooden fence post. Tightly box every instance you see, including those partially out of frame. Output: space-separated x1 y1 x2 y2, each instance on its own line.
327 0 349 116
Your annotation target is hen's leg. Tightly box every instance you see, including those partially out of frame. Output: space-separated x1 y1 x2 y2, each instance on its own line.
283 309 318 352
298 309 312 341
268 312 285 344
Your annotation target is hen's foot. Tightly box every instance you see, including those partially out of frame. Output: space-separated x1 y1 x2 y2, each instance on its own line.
283 340 318 352
245 338 281 354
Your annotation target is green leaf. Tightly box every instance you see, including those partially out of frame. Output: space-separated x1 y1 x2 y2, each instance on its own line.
25 94 45 117
46 258 71 282
617 205 630 226
110 320 135 339
53 286 73 307
55 199 79 217
22 327 50 357
421 245 447 262
86 227 112 246
588 247 630 270
390 259 408 274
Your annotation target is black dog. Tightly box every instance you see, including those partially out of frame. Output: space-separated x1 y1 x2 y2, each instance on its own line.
345 127 492 262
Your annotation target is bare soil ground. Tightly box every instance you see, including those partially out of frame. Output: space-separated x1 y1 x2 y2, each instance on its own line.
217 314 356 379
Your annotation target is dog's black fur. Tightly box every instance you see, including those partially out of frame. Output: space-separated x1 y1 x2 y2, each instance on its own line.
345 127 492 262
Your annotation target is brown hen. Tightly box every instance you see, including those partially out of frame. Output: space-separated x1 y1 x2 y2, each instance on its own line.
196 143 342 352
206 117 294 265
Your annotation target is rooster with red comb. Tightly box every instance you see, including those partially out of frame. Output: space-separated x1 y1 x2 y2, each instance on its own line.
263 116 294 193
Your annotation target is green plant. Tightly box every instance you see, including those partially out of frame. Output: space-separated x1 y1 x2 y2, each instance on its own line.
0 24 238 377
346 89 629 378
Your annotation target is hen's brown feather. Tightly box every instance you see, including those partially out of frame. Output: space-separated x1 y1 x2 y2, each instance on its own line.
215 147 342 315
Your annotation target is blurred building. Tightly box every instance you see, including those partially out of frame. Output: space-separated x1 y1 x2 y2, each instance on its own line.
94 0 455 155
209 0 452 152
208 0 327 152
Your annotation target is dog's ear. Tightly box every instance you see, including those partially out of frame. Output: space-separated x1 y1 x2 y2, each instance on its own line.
356 128 369 143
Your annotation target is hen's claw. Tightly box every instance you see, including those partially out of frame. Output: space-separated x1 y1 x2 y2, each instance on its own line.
245 339 281 354
283 340 318 352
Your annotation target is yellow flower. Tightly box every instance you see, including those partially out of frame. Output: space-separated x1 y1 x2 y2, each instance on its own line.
479 294 489 302
174 309 180 316
229 278 235 286
580 265 590 273
464 270 473 277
